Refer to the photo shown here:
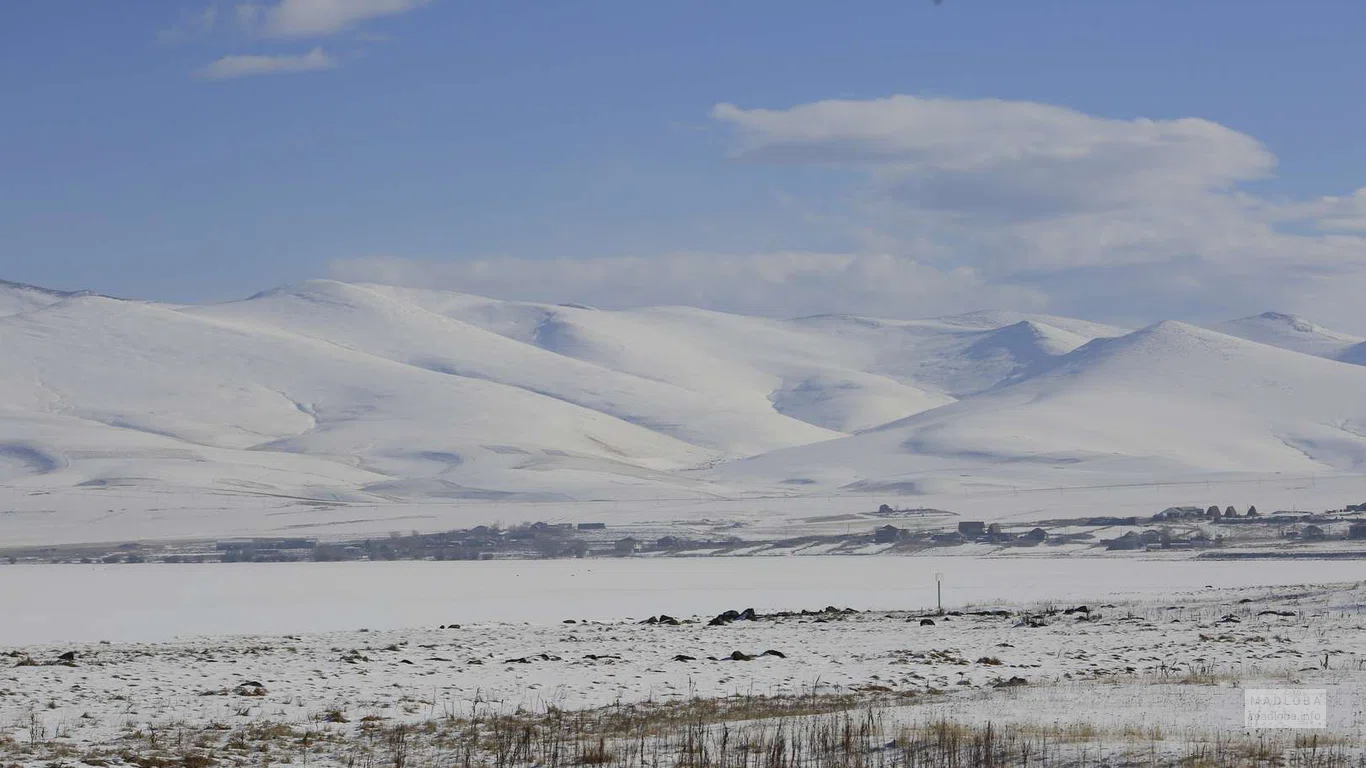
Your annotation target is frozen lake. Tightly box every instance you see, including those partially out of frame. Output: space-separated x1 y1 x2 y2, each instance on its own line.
5 556 1364 645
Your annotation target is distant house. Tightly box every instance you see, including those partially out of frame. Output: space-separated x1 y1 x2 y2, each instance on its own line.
1085 516 1139 526
577 522 607 531
1139 529 1163 546
614 537 640 554
1155 506 1203 520
931 532 966 545
874 525 904 544
986 523 1011 542
656 535 685 550
957 521 986 538
1023 527 1048 543
1301 525 1327 541
1106 532 1143 551
1349 523 1366 540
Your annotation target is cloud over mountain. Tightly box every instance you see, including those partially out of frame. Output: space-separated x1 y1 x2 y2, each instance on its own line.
334 96 1366 335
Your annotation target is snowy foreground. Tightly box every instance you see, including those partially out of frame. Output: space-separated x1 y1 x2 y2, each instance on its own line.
5 564 1366 766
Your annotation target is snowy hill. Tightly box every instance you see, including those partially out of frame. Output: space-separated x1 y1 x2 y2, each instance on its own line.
1217 312 1363 361
1 279 1364 543
0 279 89 318
713 320 1366 494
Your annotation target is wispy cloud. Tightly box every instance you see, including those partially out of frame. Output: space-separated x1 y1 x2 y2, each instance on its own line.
333 96 1366 334
239 0 430 38
331 252 1047 320
159 5 219 43
196 46 337 79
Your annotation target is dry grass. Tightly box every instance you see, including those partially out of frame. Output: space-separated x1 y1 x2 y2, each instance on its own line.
5 689 1364 768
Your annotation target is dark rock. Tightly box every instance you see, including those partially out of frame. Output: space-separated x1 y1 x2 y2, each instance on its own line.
919 618 935 626
760 649 786 658
57 651 77 662
710 609 750 626
729 650 754 661
658 614 681 626
672 654 696 662
993 676 1028 688
563 619 577 624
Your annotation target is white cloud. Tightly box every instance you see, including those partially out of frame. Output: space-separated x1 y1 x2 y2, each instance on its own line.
713 96 1276 232
244 0 429 38
330 252 1048 319
196 47 337 79
706 95 1366 329
332 96 1366 334
1271 187 1366 233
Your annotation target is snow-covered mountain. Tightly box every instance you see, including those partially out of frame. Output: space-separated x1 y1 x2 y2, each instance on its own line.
714 320 1366 494
2 278 1365 537
1217 311 1363 360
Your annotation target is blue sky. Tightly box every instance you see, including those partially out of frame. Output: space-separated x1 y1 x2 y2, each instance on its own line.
2 0 1365 328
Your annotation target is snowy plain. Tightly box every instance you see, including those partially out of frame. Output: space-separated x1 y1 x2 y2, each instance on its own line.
5 565 1366 767
6 557 1366 646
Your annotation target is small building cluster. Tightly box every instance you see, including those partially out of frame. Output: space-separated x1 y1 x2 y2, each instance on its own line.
1154 505 1259 521
874 520 1048 548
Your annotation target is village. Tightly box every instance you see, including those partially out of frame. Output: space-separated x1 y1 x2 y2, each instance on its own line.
4 500 1366 565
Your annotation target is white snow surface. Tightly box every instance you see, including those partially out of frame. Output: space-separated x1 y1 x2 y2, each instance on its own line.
1218 311 1364 360
2 279 1366 544
5 562 1366 766
5 557 1366 646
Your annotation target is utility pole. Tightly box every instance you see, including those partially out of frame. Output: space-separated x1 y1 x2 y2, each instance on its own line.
935 572 943 614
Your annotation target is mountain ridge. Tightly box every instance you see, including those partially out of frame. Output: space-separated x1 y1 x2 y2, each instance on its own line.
2 278 1365 514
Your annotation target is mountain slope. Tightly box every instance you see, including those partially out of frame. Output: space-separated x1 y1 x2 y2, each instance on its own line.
711 321 1366 493
0 293 718 501
1217 312 1363 360
1 280 1363 522
0 279 85 318
191 281 840 455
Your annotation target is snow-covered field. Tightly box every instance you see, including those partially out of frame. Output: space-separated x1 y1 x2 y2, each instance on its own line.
4 561 1366 766
6 558 1366 645
3 278 1366 546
